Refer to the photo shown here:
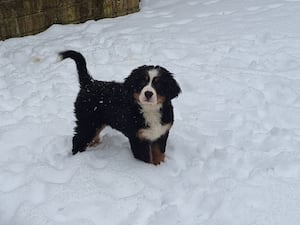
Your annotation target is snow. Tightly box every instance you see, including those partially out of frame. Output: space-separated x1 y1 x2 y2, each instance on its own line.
1 0 300 224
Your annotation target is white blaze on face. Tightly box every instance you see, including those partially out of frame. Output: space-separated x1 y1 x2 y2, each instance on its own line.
139 69 158 105
137 69 171 141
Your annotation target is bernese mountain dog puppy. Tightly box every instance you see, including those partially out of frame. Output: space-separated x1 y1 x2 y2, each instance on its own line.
58 50 181 165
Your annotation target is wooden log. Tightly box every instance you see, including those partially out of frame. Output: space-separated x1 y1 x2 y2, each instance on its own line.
0 0 140 40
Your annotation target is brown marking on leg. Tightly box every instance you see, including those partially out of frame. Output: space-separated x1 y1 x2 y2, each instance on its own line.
150 143 165 165
149 145 153 164
88 125 106 147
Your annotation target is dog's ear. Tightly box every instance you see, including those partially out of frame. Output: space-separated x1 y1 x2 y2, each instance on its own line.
157 66 181 100
124 65 147 90
166 76 181 99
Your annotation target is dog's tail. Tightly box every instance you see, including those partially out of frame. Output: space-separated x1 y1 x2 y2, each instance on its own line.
58 50 94 87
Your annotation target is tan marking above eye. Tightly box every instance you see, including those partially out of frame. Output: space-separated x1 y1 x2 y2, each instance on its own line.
153 77 160 82
145 75 150 82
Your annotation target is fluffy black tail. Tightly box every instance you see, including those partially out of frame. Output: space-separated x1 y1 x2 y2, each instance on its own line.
58 50 93 87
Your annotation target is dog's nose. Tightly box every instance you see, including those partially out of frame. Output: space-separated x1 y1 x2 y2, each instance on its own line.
144 91 153 99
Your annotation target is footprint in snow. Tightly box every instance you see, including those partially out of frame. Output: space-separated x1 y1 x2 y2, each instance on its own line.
267 4 283 9
247 4 283 12
188 1 200 6
173 19 194 25
203 0 220 5
217 11 235 16
195 13 213 18
247 6 262 11
153 23 172 28
143 11 173 18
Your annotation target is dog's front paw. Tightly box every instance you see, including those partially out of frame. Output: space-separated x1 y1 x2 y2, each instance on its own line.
150 143 165 165
151 152 165 165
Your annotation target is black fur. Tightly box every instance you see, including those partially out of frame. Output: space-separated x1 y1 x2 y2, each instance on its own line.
59 50 181 165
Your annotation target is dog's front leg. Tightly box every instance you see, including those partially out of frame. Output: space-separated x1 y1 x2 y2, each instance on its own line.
129 138 152 163
150 132 169 165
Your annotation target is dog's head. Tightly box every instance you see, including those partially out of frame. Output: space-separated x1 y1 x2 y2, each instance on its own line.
125 65 181 105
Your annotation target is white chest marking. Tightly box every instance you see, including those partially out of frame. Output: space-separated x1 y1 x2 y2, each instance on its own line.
138 104 171 141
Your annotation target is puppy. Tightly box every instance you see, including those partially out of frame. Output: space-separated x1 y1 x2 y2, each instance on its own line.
58 50 181 165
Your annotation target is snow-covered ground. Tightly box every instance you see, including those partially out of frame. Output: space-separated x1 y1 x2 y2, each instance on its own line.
1 0 300 224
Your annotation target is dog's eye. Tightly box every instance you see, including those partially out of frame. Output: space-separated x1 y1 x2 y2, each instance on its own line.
152 77 159 83
139 79 147 87
152 79 164 92
139 75 150 86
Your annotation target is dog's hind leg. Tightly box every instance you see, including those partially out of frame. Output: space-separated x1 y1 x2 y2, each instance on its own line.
72 121 100 155
88 125 106 147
